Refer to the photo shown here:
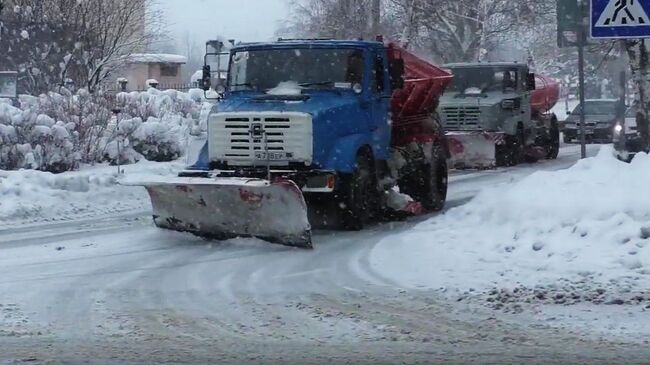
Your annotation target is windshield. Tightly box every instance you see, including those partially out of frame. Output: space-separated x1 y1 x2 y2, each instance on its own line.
572 101 617 115
447 67 520 94
228 48 364 92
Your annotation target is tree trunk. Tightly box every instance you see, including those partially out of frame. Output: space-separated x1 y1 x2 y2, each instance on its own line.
400 0 417 46
626 39 650 149
371 0 381 38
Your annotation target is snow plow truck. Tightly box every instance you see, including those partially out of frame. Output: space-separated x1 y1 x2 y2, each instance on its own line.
137 38 452 248
439 63 560 168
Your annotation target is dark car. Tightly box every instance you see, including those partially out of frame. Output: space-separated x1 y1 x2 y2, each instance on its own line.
563 99 618 143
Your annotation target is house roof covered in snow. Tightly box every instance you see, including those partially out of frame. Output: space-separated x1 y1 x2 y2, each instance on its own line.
125 53 188 64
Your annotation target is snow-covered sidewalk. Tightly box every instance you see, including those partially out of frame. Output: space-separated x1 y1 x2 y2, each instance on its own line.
0 161 183 227
371 146 650 307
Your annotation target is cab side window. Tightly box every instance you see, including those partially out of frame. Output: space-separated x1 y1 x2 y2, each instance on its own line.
345 50 364 85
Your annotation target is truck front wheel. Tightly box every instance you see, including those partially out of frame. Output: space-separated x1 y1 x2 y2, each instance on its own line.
338 151 378 230
496 126 525 167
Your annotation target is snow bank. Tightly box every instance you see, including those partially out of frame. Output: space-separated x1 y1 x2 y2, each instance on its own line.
372 147 650 301
0 160 183 225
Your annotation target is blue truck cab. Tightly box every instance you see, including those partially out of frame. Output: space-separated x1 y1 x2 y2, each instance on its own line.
192 40 399 181
142 39 447 244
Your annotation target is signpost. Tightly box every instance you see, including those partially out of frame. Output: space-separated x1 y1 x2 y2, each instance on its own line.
577 0 588 159
557 0 589 158
559 0 650 159
557 0 585 47
590 0 650 157
591 0 650 39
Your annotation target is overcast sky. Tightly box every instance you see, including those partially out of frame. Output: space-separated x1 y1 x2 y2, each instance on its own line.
158 0 290 45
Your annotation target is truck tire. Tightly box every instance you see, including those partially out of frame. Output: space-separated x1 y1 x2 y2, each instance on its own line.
418 146 448 211
496 127 525 167
547 117 560 159
398 145 448 212
338 150 377 230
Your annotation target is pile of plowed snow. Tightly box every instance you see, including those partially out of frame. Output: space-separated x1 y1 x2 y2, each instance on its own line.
0 161 183 226
371 147 650 304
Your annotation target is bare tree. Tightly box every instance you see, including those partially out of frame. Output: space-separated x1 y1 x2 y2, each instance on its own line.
385 0 554 63
626 40 650 146
1 0 162 94
284 0 555 63
61 0 164 92
283 0 383 40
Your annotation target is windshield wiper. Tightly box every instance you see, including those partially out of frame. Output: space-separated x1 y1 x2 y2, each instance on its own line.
298 81 342 95
230 82 255 90
299 81 335 88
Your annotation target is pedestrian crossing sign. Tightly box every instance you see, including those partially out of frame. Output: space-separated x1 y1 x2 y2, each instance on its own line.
591 0 650 38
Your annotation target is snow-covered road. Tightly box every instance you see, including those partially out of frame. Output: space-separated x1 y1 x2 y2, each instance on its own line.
2 144 648 364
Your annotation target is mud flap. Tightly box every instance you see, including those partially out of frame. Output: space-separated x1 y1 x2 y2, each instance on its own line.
446 132 503 169
137 177 312 248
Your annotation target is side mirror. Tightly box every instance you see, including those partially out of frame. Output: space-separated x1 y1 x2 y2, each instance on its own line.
198 65 211 91
526 73 536 91
566 110 571 115
389 57 405 90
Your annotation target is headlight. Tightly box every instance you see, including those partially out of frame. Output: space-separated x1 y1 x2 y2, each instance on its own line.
501 100 515 110
614 124 623 133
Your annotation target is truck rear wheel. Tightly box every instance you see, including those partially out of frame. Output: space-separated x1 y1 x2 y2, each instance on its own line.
338 150 378 230
399 145 448 212
418 146 448 211
547 117 560 159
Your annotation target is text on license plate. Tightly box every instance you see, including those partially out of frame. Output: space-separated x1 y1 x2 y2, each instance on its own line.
255 152 288 160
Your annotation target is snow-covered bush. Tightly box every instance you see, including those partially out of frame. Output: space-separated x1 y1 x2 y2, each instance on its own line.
0 98 77 172
0 88 211 172
114 88 207 162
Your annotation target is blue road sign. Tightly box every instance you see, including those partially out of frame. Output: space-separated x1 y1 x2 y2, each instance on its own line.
591 0 650 38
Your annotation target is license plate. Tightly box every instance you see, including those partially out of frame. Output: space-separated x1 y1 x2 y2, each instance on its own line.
255 152 287 160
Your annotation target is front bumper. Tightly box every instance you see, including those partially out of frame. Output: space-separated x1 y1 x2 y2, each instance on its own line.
563 127 613 142
179 169 339 193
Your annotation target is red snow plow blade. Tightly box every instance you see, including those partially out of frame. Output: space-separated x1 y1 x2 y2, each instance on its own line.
139 177 312 248
446 131 504 169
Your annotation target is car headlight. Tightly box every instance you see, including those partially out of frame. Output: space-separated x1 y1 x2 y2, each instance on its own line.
614 124 623 133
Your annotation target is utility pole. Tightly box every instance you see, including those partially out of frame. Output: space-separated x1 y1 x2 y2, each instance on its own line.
371 0 381 37
577 0 587 159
